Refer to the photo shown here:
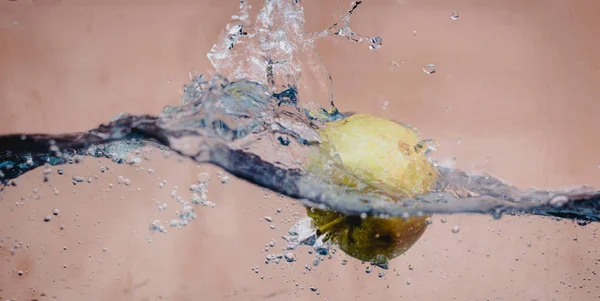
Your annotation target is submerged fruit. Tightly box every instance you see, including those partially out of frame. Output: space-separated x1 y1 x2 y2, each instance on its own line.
306 113 439 262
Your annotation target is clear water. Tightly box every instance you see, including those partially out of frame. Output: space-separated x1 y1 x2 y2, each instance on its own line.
1 0 599 228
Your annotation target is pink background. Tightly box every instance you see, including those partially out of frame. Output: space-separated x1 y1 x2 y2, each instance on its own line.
1 0 599 300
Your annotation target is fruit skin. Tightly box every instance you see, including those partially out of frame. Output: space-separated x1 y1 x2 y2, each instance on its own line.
306 113 439 262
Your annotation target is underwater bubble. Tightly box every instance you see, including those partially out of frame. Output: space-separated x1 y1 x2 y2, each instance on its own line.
423 64 437 74
549 195 569 207
284 252 296 262
197 172 210 184
372 255 389 270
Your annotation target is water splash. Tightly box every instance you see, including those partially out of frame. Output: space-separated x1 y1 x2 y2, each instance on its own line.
1 0 599 225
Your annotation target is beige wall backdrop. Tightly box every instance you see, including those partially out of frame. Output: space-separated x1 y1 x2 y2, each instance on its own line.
1 0 600 300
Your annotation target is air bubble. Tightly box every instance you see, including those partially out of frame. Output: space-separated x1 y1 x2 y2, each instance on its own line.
197 172 210 184
284 252 296 262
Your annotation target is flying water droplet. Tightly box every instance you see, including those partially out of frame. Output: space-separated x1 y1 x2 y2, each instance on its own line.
369 36 383 50
423 64 437 74
450 11 459 20
382 100 389 110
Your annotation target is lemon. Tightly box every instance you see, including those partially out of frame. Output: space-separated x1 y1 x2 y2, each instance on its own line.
306 113 439 262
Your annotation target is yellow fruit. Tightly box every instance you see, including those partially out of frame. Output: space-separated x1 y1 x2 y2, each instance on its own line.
306 113 439 262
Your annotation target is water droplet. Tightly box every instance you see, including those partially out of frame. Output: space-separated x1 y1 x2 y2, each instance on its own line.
52 209 60 216
72 176 83 183
451 225 460 233
408 264 414 270
369 36 383 50
264 216 273 222
440 217 447 223
378 271 385 278
310 286 318 292
365 266 372 274
389 61 400 72
450 11 459 20
423 64 437 74
445 106 451 112
412 30 418 36
457 137 463 144
43 215 52 222
17 270 23 276
382 100 389 109
341 259 348 265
